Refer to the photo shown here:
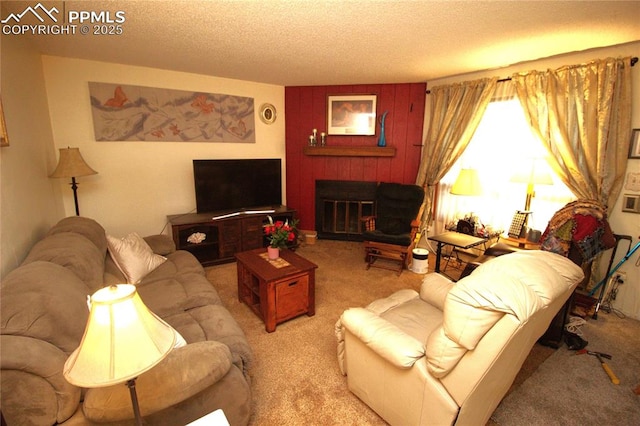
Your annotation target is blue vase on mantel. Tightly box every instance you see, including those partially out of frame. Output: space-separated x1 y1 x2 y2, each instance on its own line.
378 111 388 147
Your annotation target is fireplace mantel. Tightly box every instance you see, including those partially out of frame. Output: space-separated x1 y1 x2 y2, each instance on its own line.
303 146 396 157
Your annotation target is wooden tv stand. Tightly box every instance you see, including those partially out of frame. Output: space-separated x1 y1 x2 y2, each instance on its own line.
167 206 296 266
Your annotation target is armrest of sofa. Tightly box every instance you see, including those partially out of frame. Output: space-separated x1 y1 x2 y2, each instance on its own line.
335 289 419 374
143 234 176 255
1 335 81 424
419 273 454 311
366 288 419 315
83 341 232 422
340 307 425 369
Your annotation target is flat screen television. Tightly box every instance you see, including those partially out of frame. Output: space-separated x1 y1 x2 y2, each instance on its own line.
193 159 282 213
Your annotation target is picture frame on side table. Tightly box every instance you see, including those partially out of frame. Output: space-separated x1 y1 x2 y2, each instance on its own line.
327 94 376 135
1 97 9 147
629 128 640 159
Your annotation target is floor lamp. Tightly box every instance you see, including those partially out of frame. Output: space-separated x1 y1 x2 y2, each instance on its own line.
510 159 554 212
63 284 176 425
50 147 97 216
509 159 553 236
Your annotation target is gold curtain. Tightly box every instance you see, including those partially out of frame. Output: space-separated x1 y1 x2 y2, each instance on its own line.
512 57 632 210
415 77 498 229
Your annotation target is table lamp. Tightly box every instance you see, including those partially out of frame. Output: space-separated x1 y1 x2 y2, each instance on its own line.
450 168 483 234
63 284 176 426
450 168 483 196
50 147 97 216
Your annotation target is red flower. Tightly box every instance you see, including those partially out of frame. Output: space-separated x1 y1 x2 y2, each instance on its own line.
263 216 299 249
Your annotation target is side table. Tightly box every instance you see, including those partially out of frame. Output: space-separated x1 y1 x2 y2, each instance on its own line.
236 248 317 332
499 235 541 250
427 231 487 277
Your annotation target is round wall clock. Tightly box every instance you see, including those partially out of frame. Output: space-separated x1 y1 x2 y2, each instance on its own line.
259 103 277 124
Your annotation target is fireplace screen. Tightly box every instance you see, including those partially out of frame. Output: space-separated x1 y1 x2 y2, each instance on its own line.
322 200 374 235
316 180 378 241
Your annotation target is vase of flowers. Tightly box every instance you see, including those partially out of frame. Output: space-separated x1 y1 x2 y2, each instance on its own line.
263 216 298 259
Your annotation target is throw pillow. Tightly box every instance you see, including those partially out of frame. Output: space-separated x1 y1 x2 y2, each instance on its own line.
173 328 187 348
106 233 166 284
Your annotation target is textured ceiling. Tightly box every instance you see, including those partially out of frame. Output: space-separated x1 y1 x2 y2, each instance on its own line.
3 0 640 86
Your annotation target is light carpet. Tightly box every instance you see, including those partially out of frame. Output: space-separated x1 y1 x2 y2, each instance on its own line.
491 312 640 425
205 239 640 425
206 239 424 425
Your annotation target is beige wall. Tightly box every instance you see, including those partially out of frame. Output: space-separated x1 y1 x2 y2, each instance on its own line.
425 41 640 319
1 36 64 277
41 56 286 238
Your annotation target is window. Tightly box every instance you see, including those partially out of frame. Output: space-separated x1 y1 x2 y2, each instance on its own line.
435 96 575 236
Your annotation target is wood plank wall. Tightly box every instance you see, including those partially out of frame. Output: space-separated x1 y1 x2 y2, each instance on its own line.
285 83 426 231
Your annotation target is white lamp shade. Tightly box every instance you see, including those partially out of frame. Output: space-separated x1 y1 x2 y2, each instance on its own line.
450 168 483 196
63 284 175 387
510 169 553 185
510 158 554 185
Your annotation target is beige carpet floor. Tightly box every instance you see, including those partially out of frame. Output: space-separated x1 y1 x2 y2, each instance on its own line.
206 239 425 424
491 312 640 425
204 239 590 425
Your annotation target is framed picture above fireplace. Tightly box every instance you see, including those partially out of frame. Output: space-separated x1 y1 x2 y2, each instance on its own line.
327 94 377 136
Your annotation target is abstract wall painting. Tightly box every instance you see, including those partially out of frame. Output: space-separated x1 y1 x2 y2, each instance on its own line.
88 82 255 143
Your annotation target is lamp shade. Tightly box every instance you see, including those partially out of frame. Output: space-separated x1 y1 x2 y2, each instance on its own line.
50 147 97 178
510 169 553 185
510 158 554 185
63 284 175 388
450 168 483 196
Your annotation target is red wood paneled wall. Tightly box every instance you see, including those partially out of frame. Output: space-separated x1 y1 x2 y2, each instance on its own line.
285 83 426 231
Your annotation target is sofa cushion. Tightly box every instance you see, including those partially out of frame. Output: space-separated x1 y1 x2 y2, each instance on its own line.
143 250 207 282
143 234 177 256
163 305 253 375
47 216 108 255
107 233 167 284
136 263 221 319
134 250 220 318
1 261 90 354
22 233 105 292
341 308 425 369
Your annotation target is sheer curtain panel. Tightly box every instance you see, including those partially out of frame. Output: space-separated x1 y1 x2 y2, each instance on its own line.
415 77 498 231
512 57 632 210
435 82 574 236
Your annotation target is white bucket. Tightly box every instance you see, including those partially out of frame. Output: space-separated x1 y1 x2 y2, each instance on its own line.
411 248 429 274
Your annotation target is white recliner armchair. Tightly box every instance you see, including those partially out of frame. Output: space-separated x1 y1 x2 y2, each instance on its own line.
335 250 584 426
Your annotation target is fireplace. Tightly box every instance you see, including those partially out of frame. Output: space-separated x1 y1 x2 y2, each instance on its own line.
315 180 378 241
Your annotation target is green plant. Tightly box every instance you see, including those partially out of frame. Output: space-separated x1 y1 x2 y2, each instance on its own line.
263 216 298 249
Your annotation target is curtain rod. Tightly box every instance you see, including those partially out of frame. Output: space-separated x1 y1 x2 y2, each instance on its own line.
426 56 638 93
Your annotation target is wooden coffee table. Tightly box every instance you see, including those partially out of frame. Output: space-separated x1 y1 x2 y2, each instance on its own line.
236 248 317 332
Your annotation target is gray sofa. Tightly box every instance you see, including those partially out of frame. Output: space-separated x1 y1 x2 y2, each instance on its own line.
1 216 253 425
